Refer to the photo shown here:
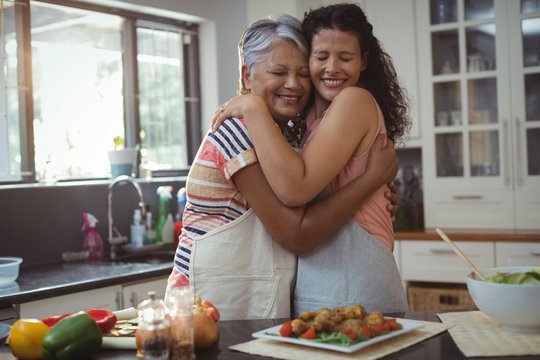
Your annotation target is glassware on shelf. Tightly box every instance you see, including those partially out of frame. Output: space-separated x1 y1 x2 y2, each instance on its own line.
431 0 458 24
469 130 499 176
436 133 463 177
522 18 540 67
464 0 494 21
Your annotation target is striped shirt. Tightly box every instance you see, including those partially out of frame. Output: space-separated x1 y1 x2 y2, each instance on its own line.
173 118 258 279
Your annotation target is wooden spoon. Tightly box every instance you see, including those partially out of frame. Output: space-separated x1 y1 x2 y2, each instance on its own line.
435 228 486 281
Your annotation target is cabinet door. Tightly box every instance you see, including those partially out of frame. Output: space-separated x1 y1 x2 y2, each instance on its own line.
495 242 540 266
19 285 120 318
417 0 540 229
507 1 540 229
121 276 168 309
400 240 495 283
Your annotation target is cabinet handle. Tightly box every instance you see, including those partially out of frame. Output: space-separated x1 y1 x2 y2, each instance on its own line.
130 292 138 308
530 252 540 257
503 119 511 187
515 118 524 187
429 249 455 255
452 195 483 200
115 290 122 310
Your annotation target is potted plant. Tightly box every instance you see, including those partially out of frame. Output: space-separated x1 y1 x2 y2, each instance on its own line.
107 136 138 178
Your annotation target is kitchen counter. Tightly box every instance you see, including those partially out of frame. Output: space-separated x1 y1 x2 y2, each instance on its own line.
1 312 538 359
395 229 540 242
0 259 172 308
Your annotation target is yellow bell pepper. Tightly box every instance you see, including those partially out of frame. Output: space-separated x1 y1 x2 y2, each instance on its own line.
9 318 50 360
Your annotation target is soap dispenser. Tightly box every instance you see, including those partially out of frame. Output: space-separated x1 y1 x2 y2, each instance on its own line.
81 212 104 262
130 209 147 248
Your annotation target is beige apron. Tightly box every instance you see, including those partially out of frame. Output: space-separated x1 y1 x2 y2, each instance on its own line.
189 209 297 321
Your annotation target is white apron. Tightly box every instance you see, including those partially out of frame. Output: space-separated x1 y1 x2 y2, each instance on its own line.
189 209 297 321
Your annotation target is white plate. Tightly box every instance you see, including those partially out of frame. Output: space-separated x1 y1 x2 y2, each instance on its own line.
252 318 425 353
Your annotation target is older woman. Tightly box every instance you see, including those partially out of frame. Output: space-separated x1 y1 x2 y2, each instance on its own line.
167 14 399 320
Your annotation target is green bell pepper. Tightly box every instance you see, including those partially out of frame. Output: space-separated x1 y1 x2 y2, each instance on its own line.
42 312 102 360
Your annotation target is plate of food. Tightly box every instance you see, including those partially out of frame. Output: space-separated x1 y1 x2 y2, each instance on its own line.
252 305 424 353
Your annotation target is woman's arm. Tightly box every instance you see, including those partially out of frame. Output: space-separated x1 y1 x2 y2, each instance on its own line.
234 133 398 256
214 87 380 206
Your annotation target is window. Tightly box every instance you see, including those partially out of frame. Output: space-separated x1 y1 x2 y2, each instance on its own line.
0 0 200 183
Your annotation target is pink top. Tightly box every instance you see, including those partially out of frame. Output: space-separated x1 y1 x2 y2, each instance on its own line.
304 97 394 251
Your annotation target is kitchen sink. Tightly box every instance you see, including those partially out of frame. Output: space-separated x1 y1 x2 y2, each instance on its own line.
108 250 175 265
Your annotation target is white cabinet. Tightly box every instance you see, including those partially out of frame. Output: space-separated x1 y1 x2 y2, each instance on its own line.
120 276 168 309
400 240 495 283
18 276 168 319
19 285 120 319
495 242 540 266
416 0 540 230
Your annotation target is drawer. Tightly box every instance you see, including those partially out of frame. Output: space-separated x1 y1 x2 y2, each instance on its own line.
423 188 514 229
495 242 540 266
401 240 495 283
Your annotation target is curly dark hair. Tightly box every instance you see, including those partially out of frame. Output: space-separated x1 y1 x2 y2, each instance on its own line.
302 3 411 143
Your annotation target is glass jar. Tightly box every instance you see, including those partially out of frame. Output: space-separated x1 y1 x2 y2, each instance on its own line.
137 291 170 360
165 286 195 360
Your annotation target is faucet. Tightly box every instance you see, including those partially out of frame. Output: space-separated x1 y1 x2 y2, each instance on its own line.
107 175 146 259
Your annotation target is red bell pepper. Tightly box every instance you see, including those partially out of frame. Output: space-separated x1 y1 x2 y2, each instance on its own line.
41 313 71 327
85 308 117 333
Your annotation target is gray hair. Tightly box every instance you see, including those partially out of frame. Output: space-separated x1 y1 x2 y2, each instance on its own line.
237 14 308 95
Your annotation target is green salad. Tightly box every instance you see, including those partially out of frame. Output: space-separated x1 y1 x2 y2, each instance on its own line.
484 268 540 285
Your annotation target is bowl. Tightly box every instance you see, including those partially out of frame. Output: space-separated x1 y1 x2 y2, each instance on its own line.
0 257 23 286
466 266 540 333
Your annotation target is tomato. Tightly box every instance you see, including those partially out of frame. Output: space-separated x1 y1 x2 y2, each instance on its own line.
279 321 293 337
386 318 402 330
383 320 391 332
358 326 372 339
300 327 317 339
371 324 384 336
340 328 358 342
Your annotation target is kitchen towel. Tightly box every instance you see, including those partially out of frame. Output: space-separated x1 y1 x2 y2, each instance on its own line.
229 319 448 360
438 311 540 357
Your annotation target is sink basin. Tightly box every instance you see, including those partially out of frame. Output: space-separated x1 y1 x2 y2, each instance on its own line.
109 250 175 265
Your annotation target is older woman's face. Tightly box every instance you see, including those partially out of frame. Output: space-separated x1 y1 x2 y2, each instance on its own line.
243 39 311 123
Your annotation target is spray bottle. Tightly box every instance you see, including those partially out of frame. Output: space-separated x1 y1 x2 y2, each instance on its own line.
82 212 104 262
156 186 174 244
174 187 186 250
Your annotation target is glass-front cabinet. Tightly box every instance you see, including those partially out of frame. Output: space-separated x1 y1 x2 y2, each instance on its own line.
417 0 540 229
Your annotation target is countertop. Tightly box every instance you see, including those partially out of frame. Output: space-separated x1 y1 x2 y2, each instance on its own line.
0 259 172 308
1 312 538 359
395 229 540 242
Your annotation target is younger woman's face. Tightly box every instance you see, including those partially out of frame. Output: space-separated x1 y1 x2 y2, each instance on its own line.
243 39 311 124
309 29 365 109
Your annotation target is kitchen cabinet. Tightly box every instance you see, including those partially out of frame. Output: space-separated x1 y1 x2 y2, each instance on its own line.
19 285 120 319
417 0 540 230
495 241 540 266
120 276 168 309
400 240 495 283
18 276 168 319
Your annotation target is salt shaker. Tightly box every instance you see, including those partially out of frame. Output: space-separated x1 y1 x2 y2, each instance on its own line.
137 291 170 360
165 286 195 360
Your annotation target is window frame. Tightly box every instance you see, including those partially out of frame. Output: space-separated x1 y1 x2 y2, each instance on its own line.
1 0 201 184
